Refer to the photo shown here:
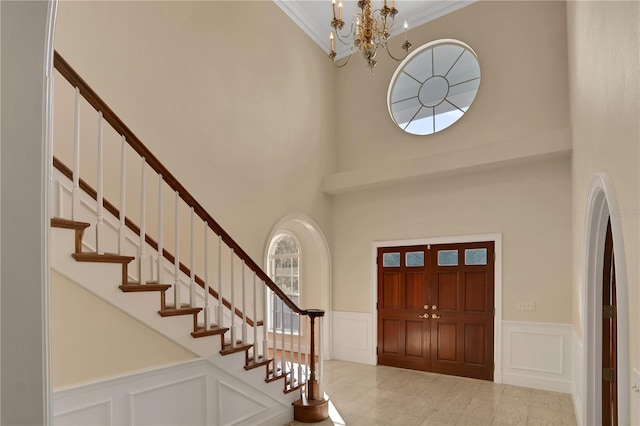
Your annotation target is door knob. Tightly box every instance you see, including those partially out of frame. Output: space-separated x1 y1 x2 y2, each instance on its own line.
432 314 441 319
432 305 437 310
424 305 429 310
418 313 429 319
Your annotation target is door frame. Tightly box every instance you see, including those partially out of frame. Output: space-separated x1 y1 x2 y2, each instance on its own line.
582 173 629 426
372 233 503 383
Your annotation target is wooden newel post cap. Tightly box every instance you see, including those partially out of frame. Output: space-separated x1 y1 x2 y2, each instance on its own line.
306 309 325 318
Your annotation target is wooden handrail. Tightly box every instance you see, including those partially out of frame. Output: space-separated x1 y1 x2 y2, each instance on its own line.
53 51 307 315
53 156 263 327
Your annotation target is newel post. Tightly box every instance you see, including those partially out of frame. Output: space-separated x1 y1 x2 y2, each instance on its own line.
306 309 325 401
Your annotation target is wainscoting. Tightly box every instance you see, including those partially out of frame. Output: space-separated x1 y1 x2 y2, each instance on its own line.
501 321 572 393
330 311 376 365
52 359 293 426
330 313 575 395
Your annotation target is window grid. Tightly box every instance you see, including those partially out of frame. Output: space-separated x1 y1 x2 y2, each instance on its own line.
269 234 300 334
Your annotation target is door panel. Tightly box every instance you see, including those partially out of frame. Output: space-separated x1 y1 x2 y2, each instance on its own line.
377 246 430 371
430 242 494 381
435 323 457 361
406 272 424 309
382 272 401 308
377 242 494 381
464 324 487 365
406 321 425 357
464 272 488 312
382 319 401 354
437 272 458 311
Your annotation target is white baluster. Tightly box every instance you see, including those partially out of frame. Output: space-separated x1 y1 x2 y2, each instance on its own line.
272 295 277 367
95 112 104 255
263 284 269 360
281 303 286 380
217 235 223 327
289 307 294 386
204 222 210 330
174 191 181 308
157 174 163 283
189 207 195 308
318 317 324 397
118 136 126 255
139 158 147 285
305 315 309 381
230 249 236 347
242 260 247 345
72 87 80 221
253 274 258 359
298 312 303 381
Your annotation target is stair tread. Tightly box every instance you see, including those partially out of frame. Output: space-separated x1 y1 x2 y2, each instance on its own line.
119 284 171 292
51 217 91 230
244 357 272 370
220 343 253 356
191 326 228 338
158 307 202 317
72 252 135 264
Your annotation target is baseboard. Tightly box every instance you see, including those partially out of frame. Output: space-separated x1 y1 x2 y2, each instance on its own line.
501 321 572 393
330 311 375 365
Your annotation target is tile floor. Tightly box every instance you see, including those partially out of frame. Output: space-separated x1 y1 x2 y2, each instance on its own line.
288 360 576 426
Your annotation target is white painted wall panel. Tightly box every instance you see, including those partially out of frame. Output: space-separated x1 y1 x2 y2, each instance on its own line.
502 321 572 393
129 376 207 426
330 311 374 365
53 359 293 426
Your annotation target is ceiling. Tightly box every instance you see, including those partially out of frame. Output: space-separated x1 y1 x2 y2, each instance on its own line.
274 0 476 58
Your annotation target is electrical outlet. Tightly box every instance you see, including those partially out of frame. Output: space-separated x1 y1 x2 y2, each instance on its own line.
517 302 536 311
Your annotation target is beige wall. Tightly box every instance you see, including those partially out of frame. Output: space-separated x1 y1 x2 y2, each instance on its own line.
332 158 572 322
51 270 196 389
330 1 573 323
334 1 570 173
567 0 639 392
54 1 336 267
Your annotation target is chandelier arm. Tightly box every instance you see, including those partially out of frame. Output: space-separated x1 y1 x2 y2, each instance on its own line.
385 42 410 62
331 52 354 68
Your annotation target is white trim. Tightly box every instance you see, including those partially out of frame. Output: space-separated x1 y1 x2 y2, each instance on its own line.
582 173 630 426
572 328 584 426
43 2 58 423
371 233 502 382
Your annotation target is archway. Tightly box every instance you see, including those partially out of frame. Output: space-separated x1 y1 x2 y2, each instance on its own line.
264 214 332 359
582 173 629 425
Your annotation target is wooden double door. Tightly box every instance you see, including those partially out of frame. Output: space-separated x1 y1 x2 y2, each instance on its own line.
377 242 495 381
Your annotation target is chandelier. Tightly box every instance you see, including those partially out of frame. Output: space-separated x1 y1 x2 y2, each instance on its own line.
329 0 412 72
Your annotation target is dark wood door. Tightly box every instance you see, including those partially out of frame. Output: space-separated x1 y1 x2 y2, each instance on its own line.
429 242 494 381
377 242 494 381
602 219 618 425
377 245 430 371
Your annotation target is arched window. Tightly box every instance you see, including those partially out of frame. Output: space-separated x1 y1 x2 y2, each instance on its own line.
268 233 300 334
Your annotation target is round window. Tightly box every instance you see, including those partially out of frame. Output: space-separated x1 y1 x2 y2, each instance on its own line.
387 39 481 136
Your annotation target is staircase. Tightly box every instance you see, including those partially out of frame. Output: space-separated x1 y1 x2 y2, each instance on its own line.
50 51 328 423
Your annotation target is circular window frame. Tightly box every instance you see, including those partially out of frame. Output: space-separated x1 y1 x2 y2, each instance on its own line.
387 39 481 136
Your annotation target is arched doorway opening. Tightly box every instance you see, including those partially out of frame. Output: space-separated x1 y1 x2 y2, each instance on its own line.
264 214 332 359
582 173 629 425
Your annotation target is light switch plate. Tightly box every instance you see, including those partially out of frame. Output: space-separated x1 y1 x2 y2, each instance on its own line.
517 302 536 311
